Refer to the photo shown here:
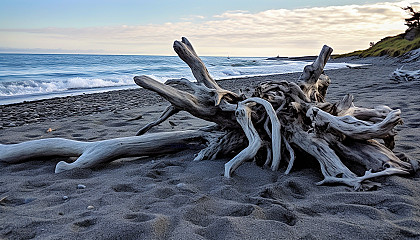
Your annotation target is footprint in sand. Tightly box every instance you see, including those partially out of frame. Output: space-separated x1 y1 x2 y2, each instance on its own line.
264 205 298 226
123 213 154 222
153 187 176 199
111 184 138 193
285 180 307 199
19 179 51 191
0 196 36 207
71 218 97 232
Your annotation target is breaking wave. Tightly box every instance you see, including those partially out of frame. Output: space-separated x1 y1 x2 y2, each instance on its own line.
0 53 362 104
0 77 135 97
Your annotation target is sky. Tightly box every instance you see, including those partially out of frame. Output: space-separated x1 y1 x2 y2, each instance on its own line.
0 0 419 56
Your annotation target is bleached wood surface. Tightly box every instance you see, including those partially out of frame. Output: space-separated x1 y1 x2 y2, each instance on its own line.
390 66 420 81
0 37 416 190
0 130 207 173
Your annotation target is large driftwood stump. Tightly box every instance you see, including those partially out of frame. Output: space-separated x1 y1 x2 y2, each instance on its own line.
0 37 417 190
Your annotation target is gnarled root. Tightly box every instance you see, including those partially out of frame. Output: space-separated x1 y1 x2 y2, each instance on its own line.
194 130 245 161
317 168 410 190
307 106 402 141
224 102 262 177
1 37 417 191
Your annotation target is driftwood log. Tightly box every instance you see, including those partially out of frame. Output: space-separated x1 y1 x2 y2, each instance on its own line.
1 37 418 190
390 66 420 81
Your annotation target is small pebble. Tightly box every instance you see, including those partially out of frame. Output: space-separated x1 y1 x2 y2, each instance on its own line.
77 184 86 189
24 198 36 204
144 183 157 190
62 196 69 200
87 205 94 210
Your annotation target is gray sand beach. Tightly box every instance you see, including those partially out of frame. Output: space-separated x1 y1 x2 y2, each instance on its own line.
1 58 420 239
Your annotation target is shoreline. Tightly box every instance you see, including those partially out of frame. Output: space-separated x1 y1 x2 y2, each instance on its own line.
0 72 302 129
0 58 405 129
0 56 372 107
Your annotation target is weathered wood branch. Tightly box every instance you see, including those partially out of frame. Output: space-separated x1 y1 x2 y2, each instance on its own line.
283 135 295 175
317 168 409 190
173 37 221 90
133 37 244 135
0 130 207 173
137 105 179 136
331 139 414 174
390 66 420 81
297 45 333 102
0 138 87 163
193 130 245 162
242 97 282 171
224 102 262 177
307 107 402 141
173 37 240 105
287 124 358 181
134 75 237 128
318 94 393 122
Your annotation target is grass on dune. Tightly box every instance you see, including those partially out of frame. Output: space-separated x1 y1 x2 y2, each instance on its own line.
334 31 420 58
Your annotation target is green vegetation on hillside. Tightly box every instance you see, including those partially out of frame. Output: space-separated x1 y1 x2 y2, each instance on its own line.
335 31 420 58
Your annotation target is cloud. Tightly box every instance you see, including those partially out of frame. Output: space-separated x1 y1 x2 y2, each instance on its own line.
1 1 419 56
180 15 206 21
0 47 107 54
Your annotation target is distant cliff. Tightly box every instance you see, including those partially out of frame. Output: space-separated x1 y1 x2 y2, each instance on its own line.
334 27 420 58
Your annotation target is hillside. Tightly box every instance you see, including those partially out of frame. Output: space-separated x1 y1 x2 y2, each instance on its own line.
335 28 420 58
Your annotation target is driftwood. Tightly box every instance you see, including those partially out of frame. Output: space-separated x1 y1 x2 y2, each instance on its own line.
1 37 418 190
0 130 210 173
390 66 420 81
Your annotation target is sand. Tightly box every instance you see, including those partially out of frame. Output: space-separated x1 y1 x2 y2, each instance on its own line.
1 58 420 239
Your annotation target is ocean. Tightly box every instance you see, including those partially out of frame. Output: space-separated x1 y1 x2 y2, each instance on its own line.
0 53 353 105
